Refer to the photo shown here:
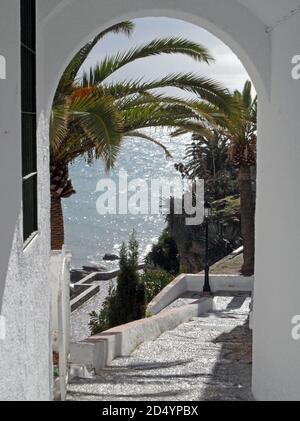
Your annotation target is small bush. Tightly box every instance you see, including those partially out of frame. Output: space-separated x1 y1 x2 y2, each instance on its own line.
141 269 174 304
89 232 145 336
89 283 115 335
146 229 180 275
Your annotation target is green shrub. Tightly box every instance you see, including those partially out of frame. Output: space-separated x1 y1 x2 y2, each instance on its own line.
141 269 174 304
89 283 115 335
89 232 145 336
145 229 180 275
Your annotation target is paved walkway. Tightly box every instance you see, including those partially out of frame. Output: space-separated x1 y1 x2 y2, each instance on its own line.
71 279 116 342
68 293 253 401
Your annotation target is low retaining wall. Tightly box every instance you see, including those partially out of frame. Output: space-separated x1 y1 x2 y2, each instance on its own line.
70 297 213 374
70 264 145 312
72 263 145 283
147 274 254 315
187 274 254 293
70 274 100 312
71 284 100 312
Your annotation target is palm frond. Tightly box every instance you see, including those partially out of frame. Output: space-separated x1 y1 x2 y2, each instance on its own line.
82 38 213 85
242 80 253 110
50 104 69 154
103 73 232 113
118 92 226 123
55 21 134 99
121 103 197 132
52 26 241 177
171 122 213 138
53 89 123 169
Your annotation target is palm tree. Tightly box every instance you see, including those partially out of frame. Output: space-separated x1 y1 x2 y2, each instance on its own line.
50 21 232 249
171 81 256 275
51 22 134 250
227 81 257 276
175 131 238 201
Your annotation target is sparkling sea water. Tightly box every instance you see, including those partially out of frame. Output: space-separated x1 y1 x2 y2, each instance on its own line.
63 129 189 269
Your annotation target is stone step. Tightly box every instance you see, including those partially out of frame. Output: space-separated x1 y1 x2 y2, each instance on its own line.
68 293 253 401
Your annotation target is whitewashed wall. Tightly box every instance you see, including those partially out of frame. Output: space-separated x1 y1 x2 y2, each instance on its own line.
253 12 300 401
0 1 52 401
0 111 51 401
0 0 22 318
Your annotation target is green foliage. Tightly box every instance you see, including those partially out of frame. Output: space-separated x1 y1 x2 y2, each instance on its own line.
55 21 135 101
89 232 145 336
89 233 176 336
227 80 257 167
82 37 213 85
52 21 235 174
212 195 240 222
141 270 174 304
145 229 180 275
53 367 60 379
175 131 239 202
89 283 115 335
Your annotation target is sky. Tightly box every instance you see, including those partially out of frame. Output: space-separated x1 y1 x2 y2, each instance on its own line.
81 17 252 94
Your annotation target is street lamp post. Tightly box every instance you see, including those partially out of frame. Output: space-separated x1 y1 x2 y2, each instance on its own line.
203 201 212 294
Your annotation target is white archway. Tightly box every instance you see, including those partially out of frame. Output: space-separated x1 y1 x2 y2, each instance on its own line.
40 0 270 115
38 0 300 401
41 0 268 397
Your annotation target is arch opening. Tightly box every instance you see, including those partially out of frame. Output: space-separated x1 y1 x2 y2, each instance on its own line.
45 6 265 400
43 1 270 115
50 15 257 266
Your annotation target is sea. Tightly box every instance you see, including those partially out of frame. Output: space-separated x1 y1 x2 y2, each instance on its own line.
63 129 190 270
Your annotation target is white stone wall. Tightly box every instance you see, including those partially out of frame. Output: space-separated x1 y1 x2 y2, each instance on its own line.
253 11 300 401
0 0 22 315
0 110 51 401
0 1 52 400
147 274 254 315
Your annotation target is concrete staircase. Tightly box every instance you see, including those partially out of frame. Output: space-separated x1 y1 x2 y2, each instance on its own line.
68 293 253 401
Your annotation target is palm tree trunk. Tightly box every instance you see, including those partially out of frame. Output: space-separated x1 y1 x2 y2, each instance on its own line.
238 165 255 276
50 156 75 250
51 196 64 250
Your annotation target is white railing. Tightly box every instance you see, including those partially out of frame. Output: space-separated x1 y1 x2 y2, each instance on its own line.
50 247 72 401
